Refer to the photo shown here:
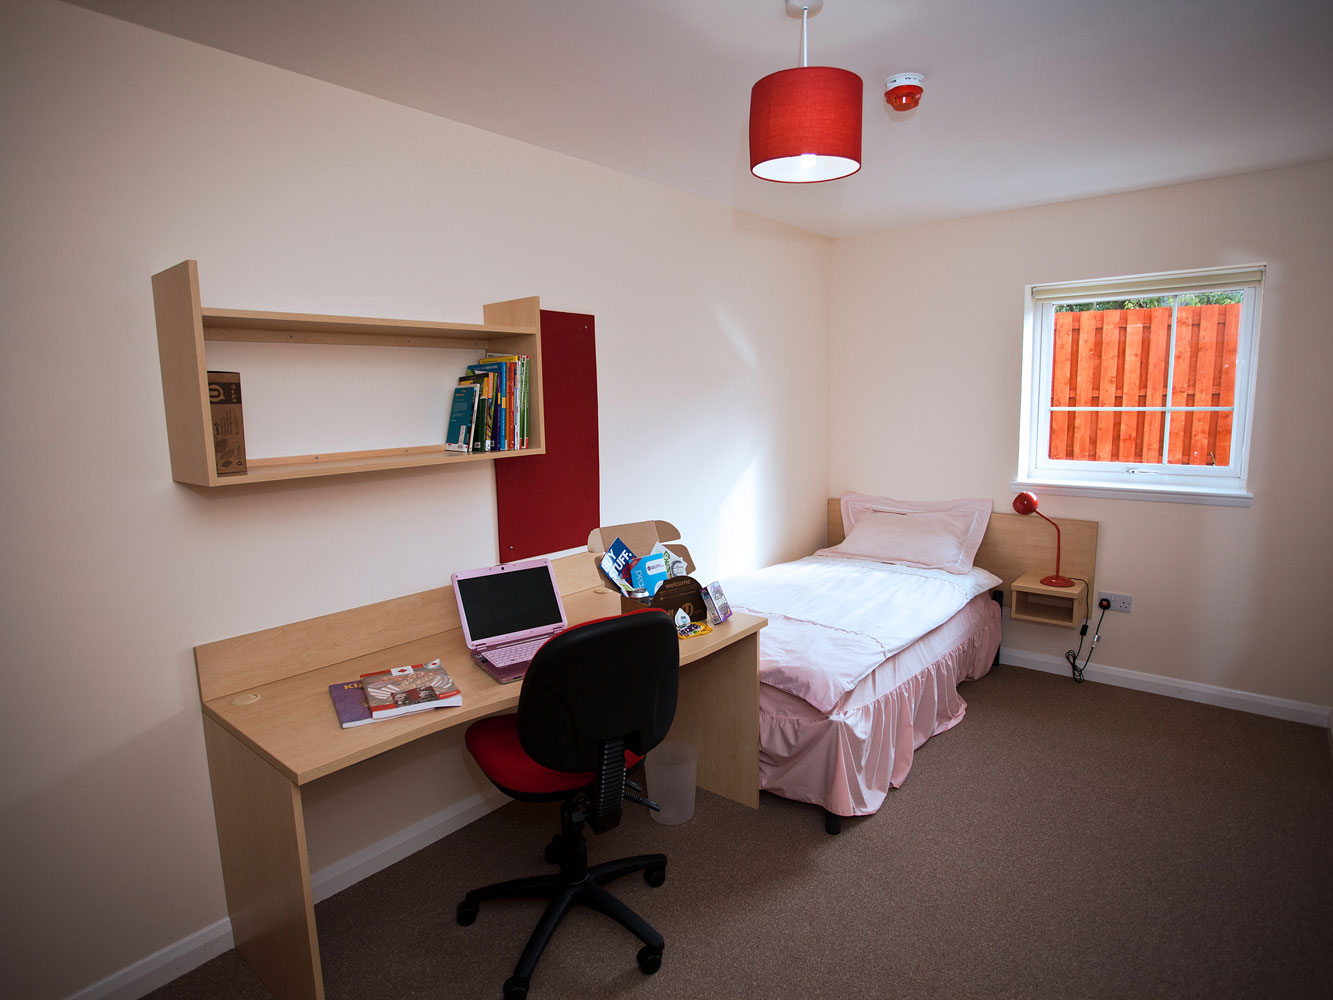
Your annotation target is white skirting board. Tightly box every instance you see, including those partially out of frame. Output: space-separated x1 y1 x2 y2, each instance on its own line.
68 787 508 1000
999 645 1332 729
308 787 509 902
65 917 236 1000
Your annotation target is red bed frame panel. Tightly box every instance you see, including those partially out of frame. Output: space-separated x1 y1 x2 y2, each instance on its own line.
494 309 599 561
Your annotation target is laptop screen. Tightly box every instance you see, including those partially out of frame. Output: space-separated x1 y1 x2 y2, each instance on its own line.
452 559 567 648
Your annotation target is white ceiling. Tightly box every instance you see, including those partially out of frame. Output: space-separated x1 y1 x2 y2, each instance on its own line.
68 0 1333 238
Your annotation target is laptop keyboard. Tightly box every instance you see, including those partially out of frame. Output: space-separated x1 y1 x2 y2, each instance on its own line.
483 636 547 666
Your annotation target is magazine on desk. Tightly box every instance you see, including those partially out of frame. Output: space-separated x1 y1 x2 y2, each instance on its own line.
328 659 461 728
361 659 462 718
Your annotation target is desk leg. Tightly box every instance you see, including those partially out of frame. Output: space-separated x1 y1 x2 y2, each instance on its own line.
669 631 760 808
203 716 324 1000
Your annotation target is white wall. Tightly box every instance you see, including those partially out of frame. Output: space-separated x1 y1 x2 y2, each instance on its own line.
0 2 830 997
830 159 1333 711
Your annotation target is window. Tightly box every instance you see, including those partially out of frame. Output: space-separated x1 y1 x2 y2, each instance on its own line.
1016 264 1264 505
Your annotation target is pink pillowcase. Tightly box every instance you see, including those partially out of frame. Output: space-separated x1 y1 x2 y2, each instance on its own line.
821 494 992 574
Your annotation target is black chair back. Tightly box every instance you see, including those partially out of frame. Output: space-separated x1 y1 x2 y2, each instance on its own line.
517 609 679 775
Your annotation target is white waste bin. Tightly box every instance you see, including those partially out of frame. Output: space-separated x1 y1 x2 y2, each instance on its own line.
645 740 697 825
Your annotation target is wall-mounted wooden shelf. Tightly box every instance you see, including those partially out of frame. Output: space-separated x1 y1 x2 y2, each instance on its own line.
1009 572 1088 628
151 260 544 487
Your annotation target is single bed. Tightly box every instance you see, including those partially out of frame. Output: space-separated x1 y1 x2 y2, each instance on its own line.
723 494 1097 833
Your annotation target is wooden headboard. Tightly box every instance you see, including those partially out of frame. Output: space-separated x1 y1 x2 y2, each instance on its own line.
825 498 1097 598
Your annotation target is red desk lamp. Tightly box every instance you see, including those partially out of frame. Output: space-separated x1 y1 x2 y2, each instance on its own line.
1012 491 1074 588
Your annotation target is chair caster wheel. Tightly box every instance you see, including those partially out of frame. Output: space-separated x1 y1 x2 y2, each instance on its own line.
502 975 529 999
644 863 666 888
456 899 479 926
637 944 663 975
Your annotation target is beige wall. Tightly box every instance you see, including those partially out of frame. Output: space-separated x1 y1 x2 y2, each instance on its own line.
830 159 1333 709
0 3 830 997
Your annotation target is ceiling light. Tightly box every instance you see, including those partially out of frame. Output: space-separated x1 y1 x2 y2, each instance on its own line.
749 1 863 184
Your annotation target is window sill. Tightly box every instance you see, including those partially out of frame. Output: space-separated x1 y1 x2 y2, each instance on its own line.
1011 478 1252 508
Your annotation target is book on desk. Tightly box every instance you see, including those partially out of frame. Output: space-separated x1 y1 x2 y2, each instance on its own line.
328 659 462 728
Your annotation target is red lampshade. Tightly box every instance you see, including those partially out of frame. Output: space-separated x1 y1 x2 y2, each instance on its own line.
1012 491 1039 516
749 66 863 183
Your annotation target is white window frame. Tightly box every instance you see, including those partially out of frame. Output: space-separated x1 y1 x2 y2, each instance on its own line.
1015 264 1264 507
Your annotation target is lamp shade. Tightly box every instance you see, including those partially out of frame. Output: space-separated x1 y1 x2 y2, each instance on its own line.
1012 491 1039 516
749 66 863 183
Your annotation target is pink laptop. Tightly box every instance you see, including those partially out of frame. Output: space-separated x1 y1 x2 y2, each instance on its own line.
451 558 569 683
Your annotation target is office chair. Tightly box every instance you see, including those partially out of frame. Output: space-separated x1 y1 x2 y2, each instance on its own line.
457 609 681 1000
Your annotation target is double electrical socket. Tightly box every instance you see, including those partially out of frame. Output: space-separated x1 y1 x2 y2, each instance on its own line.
1099 591 1133 613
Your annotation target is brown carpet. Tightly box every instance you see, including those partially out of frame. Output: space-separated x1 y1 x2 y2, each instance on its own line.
146 665 1333 999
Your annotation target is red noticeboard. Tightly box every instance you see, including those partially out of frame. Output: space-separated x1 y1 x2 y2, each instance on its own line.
494 309 599 561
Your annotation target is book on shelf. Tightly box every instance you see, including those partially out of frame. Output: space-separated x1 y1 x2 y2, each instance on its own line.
483 354 517 450
327 679 442 728
467 360 509 450
358 659 462 719
445 383 480 454
485 353 529 449
456 372 494 453
519 355 528 447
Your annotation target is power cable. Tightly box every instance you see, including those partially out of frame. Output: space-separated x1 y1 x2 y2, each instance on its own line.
1062 578 1106 683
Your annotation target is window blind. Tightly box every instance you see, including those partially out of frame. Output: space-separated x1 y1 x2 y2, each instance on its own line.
1030 263 1265 302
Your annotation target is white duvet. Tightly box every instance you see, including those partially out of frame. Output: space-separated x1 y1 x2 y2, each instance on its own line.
724 555 1002 713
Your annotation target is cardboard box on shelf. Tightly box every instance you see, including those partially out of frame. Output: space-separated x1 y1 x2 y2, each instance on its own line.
587 520 696 615
206 371 247 476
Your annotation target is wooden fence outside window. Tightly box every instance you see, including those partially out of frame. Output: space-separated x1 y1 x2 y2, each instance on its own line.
1049 303 1240 466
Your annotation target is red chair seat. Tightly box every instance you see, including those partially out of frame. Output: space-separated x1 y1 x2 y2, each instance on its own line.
466 714 645 798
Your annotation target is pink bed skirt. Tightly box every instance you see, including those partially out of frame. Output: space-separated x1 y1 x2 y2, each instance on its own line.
758 594 1001 817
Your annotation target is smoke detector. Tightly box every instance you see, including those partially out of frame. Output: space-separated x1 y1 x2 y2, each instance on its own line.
884 72 924 111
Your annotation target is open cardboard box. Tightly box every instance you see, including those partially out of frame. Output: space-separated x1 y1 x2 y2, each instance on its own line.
587 520 700 616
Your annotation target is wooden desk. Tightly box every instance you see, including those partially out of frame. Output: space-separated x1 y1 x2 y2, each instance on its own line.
194 553 765 1000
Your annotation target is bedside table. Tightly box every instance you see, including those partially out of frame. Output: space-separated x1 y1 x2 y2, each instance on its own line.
1009 572 1087 627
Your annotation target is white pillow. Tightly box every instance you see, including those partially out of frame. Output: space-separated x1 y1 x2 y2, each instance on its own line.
823 494 992 574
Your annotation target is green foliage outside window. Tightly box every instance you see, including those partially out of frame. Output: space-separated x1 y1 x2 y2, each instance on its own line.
1056 290 1242 312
